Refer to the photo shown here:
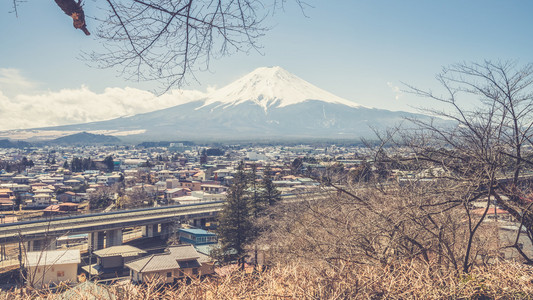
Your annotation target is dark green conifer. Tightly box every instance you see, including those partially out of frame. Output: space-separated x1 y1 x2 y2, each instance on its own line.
216 162 253 268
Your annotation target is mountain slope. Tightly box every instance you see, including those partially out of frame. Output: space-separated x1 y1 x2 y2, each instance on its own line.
201 66 362 111
24 67 431 141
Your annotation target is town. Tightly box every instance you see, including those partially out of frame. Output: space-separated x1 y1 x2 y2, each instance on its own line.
3 0 533 297
0 142 370 289
0 140 531 295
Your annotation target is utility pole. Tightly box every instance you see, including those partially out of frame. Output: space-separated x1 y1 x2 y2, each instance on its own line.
17 237 24 290
88 245 93 281
0 216 5 261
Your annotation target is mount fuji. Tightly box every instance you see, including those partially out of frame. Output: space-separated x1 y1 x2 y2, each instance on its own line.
20 67 429 141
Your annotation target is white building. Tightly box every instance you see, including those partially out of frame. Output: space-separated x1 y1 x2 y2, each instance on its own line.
25 249 80 288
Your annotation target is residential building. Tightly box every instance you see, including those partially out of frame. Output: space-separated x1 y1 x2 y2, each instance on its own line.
179 228 218 245
25 249 81 288
165 188 189 201
200 184 228 194
26 193 54 208
126 245 214 284
178 180 203 191
43 203 78 216
0 188 15 210
83 245 146 278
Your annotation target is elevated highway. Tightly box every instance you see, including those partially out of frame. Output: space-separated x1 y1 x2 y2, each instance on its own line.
0 188 335 252
0 201 224 248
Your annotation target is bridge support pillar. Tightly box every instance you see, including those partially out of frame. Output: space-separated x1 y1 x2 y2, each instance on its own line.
88 231 105 251
142 224 158 238
0 245 6 261
160 222 173 239
27 238 57 252
193 218 207 228
106 229 123 247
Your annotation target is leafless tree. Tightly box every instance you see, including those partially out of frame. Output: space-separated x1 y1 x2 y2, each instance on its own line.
259 164 502 275
88 186 115 210
256 62 533 275
404 60 533 266
11 0 308 92
116 188 153 209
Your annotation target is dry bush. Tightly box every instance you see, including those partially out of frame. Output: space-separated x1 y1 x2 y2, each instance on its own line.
2 261 533 299
257 178 503 275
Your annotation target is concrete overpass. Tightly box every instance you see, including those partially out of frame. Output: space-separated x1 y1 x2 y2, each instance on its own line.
0 201 224 251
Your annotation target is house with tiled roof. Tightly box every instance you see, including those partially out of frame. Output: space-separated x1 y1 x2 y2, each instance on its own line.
26 193 55 208
125 244 214 284
0 188 15 210
82 245 146 278
192 171 206 181
165 188 188 201
200 184 228 194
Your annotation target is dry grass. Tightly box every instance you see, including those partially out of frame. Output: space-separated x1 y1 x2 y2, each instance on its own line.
2 260 533 299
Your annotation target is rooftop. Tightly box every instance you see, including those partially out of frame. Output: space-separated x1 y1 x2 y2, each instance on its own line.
26 249 81 267
125 244 202 273
179 228 216 236
93 245 146 258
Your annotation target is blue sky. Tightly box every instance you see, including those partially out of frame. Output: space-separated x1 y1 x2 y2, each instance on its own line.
1 1 533 129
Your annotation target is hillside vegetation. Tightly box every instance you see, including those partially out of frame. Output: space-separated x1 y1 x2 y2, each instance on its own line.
2 261 533 299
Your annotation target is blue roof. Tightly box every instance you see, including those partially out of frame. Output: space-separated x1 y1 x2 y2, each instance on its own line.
179 228 216 236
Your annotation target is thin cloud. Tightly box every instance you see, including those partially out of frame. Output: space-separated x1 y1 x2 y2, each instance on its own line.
0 86 206 130
0 68 39 96
387 82 402 100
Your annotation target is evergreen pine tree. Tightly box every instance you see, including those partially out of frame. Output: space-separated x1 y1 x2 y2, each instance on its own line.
216 163 281 269
82 158 92 170
71 157 82 172
248 163 270 268
216 162 253 268
248 163 267 218
261 165 281 206
103 156 114 172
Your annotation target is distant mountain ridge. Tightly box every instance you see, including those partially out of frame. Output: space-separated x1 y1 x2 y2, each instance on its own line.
48 132 121 144
0 139 32 148
6 67 435 142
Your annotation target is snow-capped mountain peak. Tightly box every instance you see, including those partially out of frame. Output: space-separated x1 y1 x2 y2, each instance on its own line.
201 66 363 111
22 66 429 141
